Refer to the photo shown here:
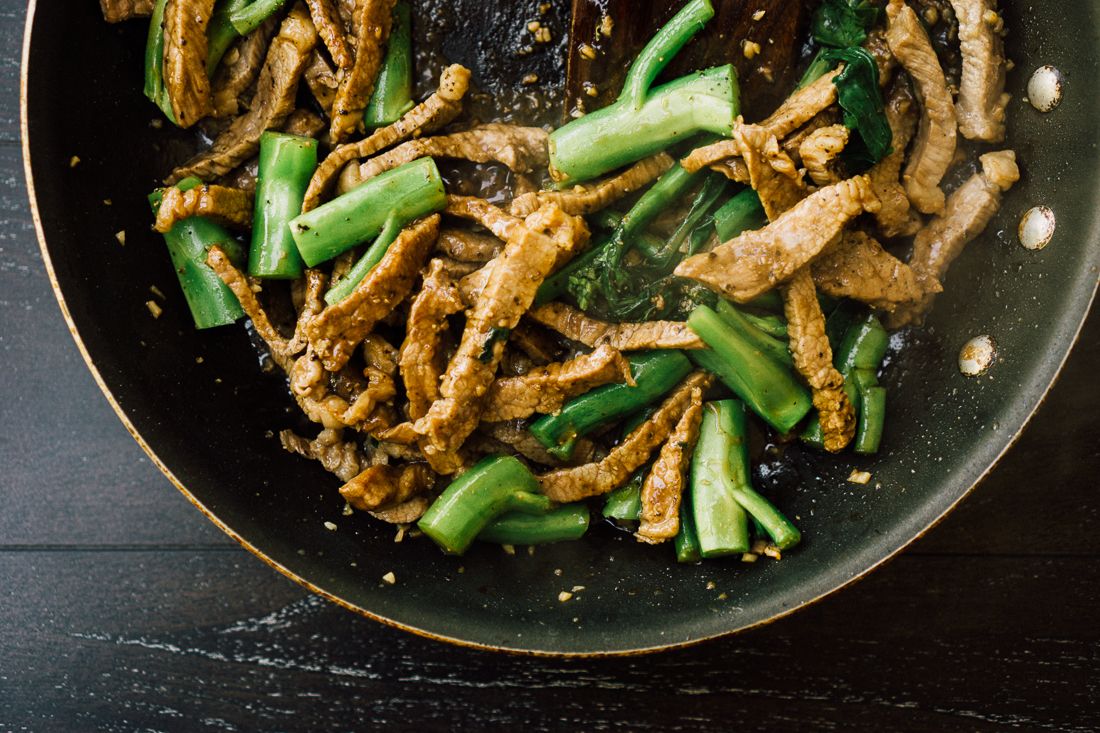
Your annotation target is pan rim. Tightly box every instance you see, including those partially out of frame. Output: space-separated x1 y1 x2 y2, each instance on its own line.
20 0 1099 656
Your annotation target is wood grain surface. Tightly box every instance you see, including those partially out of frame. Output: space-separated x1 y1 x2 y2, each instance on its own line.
2 3 1099 731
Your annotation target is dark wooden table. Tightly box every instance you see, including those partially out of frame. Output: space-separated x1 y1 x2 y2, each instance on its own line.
4 6 1100 732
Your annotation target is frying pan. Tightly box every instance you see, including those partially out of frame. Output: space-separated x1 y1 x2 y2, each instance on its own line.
22 0 1100 655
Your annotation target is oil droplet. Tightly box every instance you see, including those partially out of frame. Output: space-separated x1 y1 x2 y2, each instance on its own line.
959 335 997 377
1027 65 1064 112
1018 206 1056 250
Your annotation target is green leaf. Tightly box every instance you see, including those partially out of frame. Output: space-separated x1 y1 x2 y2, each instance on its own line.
816 47 892 167
812 0 882 48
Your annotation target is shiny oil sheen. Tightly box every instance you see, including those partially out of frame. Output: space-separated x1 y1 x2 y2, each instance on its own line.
23 0 1100 654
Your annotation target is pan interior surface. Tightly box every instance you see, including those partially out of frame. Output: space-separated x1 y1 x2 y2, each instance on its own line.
23 1 1100 654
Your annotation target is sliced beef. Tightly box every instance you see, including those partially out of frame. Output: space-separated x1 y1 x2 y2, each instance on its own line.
369 495 432 524
886 0 957 214
949 0 1010 142
783 269 855 453
167 4 318 183
154 184 253 233
302 64 470 210
413 204 589 475
339 463 435 511
509 153 673 218
100 0 154 22
799 124 850 187
288 268 328 353
306 0 353 70
891 150 1019 325
635 390 704 544
870 78 922 237
398 259 465 421
864 28 898 86
305 214 440 372
538 374 711 502
480 345 631 423
527 302 704 351
476 421 598 468
436 229 502 263
280 428 367 481
304 50 339 115
205 245 292 370
163 0 215 128
444 195 524 242
732 123 806 221
329 0 396 142
211 16 280 118
675 176 879 302
345 124 549 188
812 231 929 312
282 108 327 138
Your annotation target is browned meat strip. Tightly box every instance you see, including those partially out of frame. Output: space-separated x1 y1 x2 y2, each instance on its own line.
949 0 1009 142
477 422 598 468
167 4 318 184
154 184 253 233
887 0 957 214
864 28 898 87
870 78 922 238
340 366 396 425
800 124 850 187
635 390 704 544
344 124 549 189
812 231 929 312
329 0 395 142
444 196 524 243
163 0 215 128
891 150 1019 325
339 463 435 511
306 0 353 69
733 124 806 221
305 214 440 372
413 205 588 475
481 345 631 423
369 495 432 523
509 154 673 218
302 64 470 210
211 17 280 118
783 269 855 453
282 108 327 138
205 245 292 370
398 259 465 421
288 268 328 353
507 323 559 365
675 176 879 302
279 428 367 481
100 0 154 22
539 374 712 502
527 302 704 351
304 50 339 115
436 229 501 263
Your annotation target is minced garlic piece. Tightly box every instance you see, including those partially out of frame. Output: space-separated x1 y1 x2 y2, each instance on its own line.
742 40 762 60
382 571 396 585
848 469 873 485
115 230 126 246
145 300 162 319
558 591 573 602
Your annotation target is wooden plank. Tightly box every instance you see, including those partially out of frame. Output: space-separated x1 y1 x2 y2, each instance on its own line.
0 0 24 143
1 550 1097 731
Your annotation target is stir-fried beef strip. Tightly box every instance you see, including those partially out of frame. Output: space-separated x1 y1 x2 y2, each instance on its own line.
100 0 154 22
812 231 929 312
635 390 704 544
480 345 632 423
288 268 328 353
302 64 471 210
730 123 806 221
527 302 705 351
345 124 549 187
369 495 432 524
886 0 958 214
328 0 396 143
305 214 441 372
539 374 711 503
864 27 899 86
436 229 502 263
784 268 856 452
212 17 280 118
304 50 339 115
800 124 850 187
339 462 435 511
398 258 465 422
444 195 525 243
476 421 599 468
154 184 254 233
163 0 216 128
413 204 589 474
282 108 328 139
509 153 674 218
167 4 319 184
949 0 1010 142
869 78 922 238
306 0 354 70
280 427 368 481
205 245 294 370
890 149 1019 326
675 175 879 302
